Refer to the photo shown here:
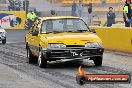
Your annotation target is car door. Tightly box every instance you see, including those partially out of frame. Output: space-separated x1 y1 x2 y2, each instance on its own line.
26 21 36 51
26 29 32 46
30 19 42 56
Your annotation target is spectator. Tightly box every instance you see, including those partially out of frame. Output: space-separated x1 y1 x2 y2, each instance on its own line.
14 0 21 11
8 0 15 11
50 10 57 16
72 0 77 16
130 9 132 26
88 3 92 14
77 0 83 17
123 0 131 27
87 3 93 26
107 7 116 27
101 0 106 4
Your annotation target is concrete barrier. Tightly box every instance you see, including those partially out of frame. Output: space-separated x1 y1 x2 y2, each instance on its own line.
90 27 132 53
0 11 26 29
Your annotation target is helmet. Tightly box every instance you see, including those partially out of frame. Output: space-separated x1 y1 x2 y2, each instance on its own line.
28 10 32 13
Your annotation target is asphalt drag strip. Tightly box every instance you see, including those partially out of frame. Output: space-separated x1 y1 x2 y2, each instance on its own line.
0 43 132 88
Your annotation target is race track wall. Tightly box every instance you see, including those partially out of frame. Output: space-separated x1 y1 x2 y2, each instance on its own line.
0 11 26 29
90 27 132 53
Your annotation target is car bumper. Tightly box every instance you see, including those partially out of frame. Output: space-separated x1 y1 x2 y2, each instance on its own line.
0 36 5 41
41 48 104 61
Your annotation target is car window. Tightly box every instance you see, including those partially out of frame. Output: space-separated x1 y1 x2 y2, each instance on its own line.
46 20 53 31
41 21 46 33
41 18 90 33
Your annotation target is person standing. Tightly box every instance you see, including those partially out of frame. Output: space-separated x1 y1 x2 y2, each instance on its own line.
30 11 37 22
129 6 132 27
26 11 37 29
123 0 131 27
87 3 93 26
14 0 21 11
107 7 116 27
50 10 57 16
77 0 83 17
72 0 77 16
8 0 15 11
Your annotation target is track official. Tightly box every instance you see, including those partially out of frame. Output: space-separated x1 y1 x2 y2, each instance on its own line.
123 0 131 27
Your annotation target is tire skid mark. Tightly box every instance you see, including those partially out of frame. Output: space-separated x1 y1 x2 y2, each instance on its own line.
0 51 92 88
41 70 75 79
0 49 26 56
6 43 26 51
0 50 26 59
105 51 132 57
93 66 132 75
8 65 76 88
0 47 77 87
0 51 27 64
0 44 26 55
0 43 131 88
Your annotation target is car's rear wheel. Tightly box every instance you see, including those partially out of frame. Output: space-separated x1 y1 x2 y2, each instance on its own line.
38 51 47 68
27 47 38 64
93 56 103 66
2 38 6 44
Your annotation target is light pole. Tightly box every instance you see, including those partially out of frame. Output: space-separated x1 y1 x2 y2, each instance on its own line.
52 0 53 9
24 0 27 14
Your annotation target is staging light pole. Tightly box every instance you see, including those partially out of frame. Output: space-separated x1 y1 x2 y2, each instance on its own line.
24 0 27 13
24 0 29 14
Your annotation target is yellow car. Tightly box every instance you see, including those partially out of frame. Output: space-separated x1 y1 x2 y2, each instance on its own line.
25 16 104 68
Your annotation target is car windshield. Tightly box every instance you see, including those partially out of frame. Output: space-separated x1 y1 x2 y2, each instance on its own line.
41 18 90 33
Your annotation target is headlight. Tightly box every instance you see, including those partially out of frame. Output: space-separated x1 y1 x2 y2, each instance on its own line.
47 44 66 48
85 42 102 48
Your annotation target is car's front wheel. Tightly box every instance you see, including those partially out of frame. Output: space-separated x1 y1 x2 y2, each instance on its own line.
38 51 47 68
93 56 103 66
27 47 38 64
2 38 6 44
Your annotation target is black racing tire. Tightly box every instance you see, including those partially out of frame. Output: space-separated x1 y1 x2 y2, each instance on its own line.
93 56 103 66
2 38 6 44
27 47 38 64
38 51 47 68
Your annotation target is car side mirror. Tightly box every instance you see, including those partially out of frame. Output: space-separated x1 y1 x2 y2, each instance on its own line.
32 31 39 36
90 29 96 33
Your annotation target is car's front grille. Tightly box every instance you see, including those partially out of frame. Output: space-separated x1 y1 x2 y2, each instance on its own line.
47 48 104 59
66 45 84 48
